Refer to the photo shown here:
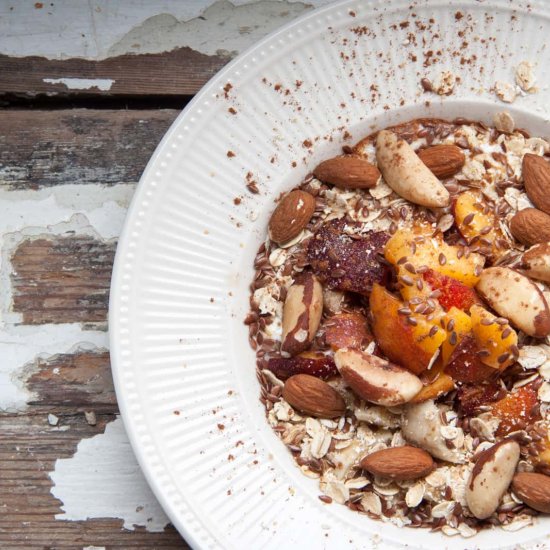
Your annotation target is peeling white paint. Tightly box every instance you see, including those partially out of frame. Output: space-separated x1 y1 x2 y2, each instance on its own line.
43 77 115 91
50 417 170 532
0 0 332 60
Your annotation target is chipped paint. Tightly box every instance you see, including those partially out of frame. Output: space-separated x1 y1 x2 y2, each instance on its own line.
50 417 170 532
0 0 331 60
43 77 115 90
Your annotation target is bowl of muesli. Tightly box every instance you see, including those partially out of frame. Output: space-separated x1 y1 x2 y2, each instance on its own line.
110 0 550 548
249 114 550 540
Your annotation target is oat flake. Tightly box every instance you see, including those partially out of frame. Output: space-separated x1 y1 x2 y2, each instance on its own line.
495 81 517 103
518 345 548 370
493 111 515 133
361 492 382 515
538 382 550 403
405 482 425 508
515 61 536 92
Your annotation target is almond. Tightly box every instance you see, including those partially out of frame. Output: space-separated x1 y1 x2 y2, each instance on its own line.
476 266 550 338
360 446 434 481
510 208 550 246
282 374 346 418
512 472 550 513
466 439 520 519
521 242 550 282
523 153 550 215
268 190 315 245
334 348 422 406
281 272 323 356
417 144 465 178
313 155 381 189
376 130 450 208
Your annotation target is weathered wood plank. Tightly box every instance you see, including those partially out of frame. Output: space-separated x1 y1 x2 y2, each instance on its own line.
0 109 178 188
24 350 115 411
0 413 187 549
0 48 228 98
11 236 115 325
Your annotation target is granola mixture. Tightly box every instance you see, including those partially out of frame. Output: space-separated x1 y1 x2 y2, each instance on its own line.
247 116 550 536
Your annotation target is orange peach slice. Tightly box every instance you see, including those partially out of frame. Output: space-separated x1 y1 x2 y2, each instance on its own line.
369 283 446 375
410 373 456 403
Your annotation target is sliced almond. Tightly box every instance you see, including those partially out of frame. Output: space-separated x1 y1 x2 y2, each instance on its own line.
375 130 450 208
521 242 550 282
509 208 550 246
313 155 381 189
281 272 323 356
360 446 434 481
417 144 465 179
334 348 422 406
476 267 550 338
523 154 550 215
402 401 464 463
466 439 520 519
268 190 316 245
512 472 550 513
283 374 346 418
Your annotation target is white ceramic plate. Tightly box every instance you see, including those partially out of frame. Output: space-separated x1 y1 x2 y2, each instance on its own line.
110 1 550 548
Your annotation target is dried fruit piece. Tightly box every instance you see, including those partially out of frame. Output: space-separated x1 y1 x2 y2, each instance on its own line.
268 190 316 244
370 283 446 375
334 348 423 406
453 191 504 258
313 155 381 189
512 472 550 513
470 304 518 370
417 144 465 178
281 272 323 356
283 374 346 418
324 312 372 351
466 439 520 519
267 352 338 380
510 208 550 246
385 225 485 287
360 446 434 480
457 382 503 416
422 268 482 311
491 384 540 436
521 242 550 283
307 219 389 295
444 334 498 383
410 373 455 403
523 153 550 215
441 306 472 366
476 267 550 338
376 130 450 207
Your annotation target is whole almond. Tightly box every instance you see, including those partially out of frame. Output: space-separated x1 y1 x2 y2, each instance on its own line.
523 154 550 215
512 472 550 513
360 446 434 481
466 439 520 519
268 190 315 245
283 374 346 418
417 144 465 178
313 155 381 189
510 208 550 246
281 272 323 356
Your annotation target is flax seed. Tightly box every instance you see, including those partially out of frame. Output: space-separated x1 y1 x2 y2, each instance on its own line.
407 316 418 326
401 275 415 286
438 253 446 266
449 331 458 345
498 352 510 364
463 213 475 225
404 262 416 274
501 328 512 339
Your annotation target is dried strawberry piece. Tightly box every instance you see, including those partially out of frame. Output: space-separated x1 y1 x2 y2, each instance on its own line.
307 219 389 295
422 269 482 312
445 334 497 383
267 353 338 380
491 383 541 436
457 382 504 416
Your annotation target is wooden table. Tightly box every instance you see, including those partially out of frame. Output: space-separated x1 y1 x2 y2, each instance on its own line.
0 1 331 548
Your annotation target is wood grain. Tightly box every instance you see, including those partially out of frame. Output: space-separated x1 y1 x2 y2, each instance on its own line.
0 47 229 98
0 109 178 188
25 350 115 412
0 413 188 549
11 236 115 325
